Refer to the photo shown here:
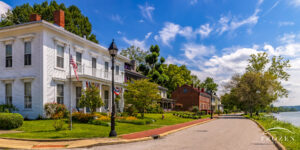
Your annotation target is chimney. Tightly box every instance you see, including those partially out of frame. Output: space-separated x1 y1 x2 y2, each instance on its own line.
30 14 41 22
54 10 65 28
130 60 136 71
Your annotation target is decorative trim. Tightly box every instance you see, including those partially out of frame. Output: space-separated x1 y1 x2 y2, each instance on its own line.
52 77 67 82
18 33 35 42
74 45 84 53
53 37 68 46
20 76 35 82
0 78 15 83
0 37 15 44
89 51 99 58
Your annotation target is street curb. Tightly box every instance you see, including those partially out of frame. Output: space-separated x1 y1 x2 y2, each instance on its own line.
248 118 286 150
72 118 215 149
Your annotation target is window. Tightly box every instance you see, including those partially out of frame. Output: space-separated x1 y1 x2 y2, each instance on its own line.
105 62 109 72
24 42 31 66
57 84 64 104
5 83 12 105
56 45 64 68
76 52 82 72
76 87 82 108
92 58 97 76
183 88 188 93
24 82 32 109
6 44 12 68
104 90 109 109
116 65 119 75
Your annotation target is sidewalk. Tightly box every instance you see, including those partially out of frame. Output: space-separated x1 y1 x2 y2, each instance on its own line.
0 118 213 149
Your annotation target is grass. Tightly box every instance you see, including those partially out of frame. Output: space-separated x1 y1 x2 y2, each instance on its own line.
0 113 200 139
244 113 300 150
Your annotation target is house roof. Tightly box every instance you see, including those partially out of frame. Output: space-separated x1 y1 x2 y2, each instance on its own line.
0 20 130 62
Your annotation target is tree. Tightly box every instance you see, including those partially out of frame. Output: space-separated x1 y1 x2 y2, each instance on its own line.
139 45 168 85
0 1 98 43
162 64 193 95
124 79 161 118
201 77 218 92
79 85 104 113
191 75 201 88
120 46 148 66
223 52 290 117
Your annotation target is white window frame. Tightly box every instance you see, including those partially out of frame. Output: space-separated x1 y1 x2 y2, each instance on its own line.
53 37 67 71
24 82 32 109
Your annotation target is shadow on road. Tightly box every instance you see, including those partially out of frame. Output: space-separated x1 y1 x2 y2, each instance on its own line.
217 114 247 120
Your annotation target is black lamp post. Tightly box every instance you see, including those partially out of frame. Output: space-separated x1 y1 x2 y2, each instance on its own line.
209 90 215 119
108 39 118 137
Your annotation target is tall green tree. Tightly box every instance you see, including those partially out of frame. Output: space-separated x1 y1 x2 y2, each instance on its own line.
124 79 161 118
139 45 168 85
79 85 104 113
162 64 193 95
120 46 148 66
223 52 290 117
201 77 218 92
0 1 98 43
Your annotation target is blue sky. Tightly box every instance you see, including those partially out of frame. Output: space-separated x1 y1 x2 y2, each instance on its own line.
1 0 300 106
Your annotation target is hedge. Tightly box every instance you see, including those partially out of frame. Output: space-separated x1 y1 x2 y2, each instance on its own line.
0 113 24 129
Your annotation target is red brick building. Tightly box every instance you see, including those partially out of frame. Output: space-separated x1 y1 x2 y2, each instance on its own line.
171 85 211 112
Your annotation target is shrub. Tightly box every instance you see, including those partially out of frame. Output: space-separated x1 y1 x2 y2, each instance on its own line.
0 113 23 129
72 112 94 123
125 116 138 120
0 104 18 113
146 103 164 114
90 120 109 126
97 116 110 122
172 111 202 119
44 103 69 119
53 119 65 131
124 105 138 117
191 106 199 113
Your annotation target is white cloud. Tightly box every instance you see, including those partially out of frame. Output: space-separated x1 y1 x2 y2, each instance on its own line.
155 22 213 46
278 33 296 44
0 1 11 18
197 23 212 38
138 3 155 21
155 22 181 46
290 0 300 7
117 31 122 35
278 21 295 27
165 56 187 65
182 43 215 60
144 32 152 39
111 14 123 24
217 0 261 34
123 32 152 51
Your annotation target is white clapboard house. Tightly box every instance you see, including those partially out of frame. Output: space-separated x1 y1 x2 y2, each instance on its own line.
0 10 129 119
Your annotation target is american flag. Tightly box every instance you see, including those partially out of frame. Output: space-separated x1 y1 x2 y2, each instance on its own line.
70 54 79 81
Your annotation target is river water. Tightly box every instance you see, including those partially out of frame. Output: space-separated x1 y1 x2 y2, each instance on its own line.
272 111 300 127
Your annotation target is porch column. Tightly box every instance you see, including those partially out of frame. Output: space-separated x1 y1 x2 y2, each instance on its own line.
120 87 125 112
82 80 87 113
99 83 103 112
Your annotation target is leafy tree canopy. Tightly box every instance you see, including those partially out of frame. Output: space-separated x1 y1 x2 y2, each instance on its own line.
79 85 104 113
120 46 149 66
0 0 98 43
124 79 161 118
201 77 218 92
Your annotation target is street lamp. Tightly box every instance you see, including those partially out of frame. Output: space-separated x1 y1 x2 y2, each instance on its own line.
108 39 118 137
209 90 215 119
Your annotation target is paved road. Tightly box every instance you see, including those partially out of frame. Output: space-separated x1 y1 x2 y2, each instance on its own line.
75 114 277 150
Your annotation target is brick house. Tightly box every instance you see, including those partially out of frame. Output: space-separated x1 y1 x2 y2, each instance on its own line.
171 85 211 112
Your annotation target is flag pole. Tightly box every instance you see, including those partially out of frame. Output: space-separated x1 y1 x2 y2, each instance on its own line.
69 44 72 130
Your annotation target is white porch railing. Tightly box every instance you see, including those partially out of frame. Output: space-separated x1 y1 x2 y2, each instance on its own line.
76 65 124 83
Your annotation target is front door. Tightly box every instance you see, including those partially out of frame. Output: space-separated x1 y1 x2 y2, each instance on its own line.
104 90 109 110
76 87 82 110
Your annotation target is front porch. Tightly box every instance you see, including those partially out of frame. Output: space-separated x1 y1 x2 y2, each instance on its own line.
70 77 125 113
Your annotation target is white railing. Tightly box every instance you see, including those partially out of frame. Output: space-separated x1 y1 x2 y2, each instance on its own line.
77 65 123 83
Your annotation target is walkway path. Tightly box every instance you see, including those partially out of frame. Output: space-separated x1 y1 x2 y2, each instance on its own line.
79 114 277 150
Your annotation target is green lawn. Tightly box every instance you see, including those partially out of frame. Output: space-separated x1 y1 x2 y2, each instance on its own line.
244 114 300 150
0 113 199 139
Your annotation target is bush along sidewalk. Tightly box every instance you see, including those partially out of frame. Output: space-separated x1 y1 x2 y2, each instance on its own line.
0 113 24 129
172 111 206 119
